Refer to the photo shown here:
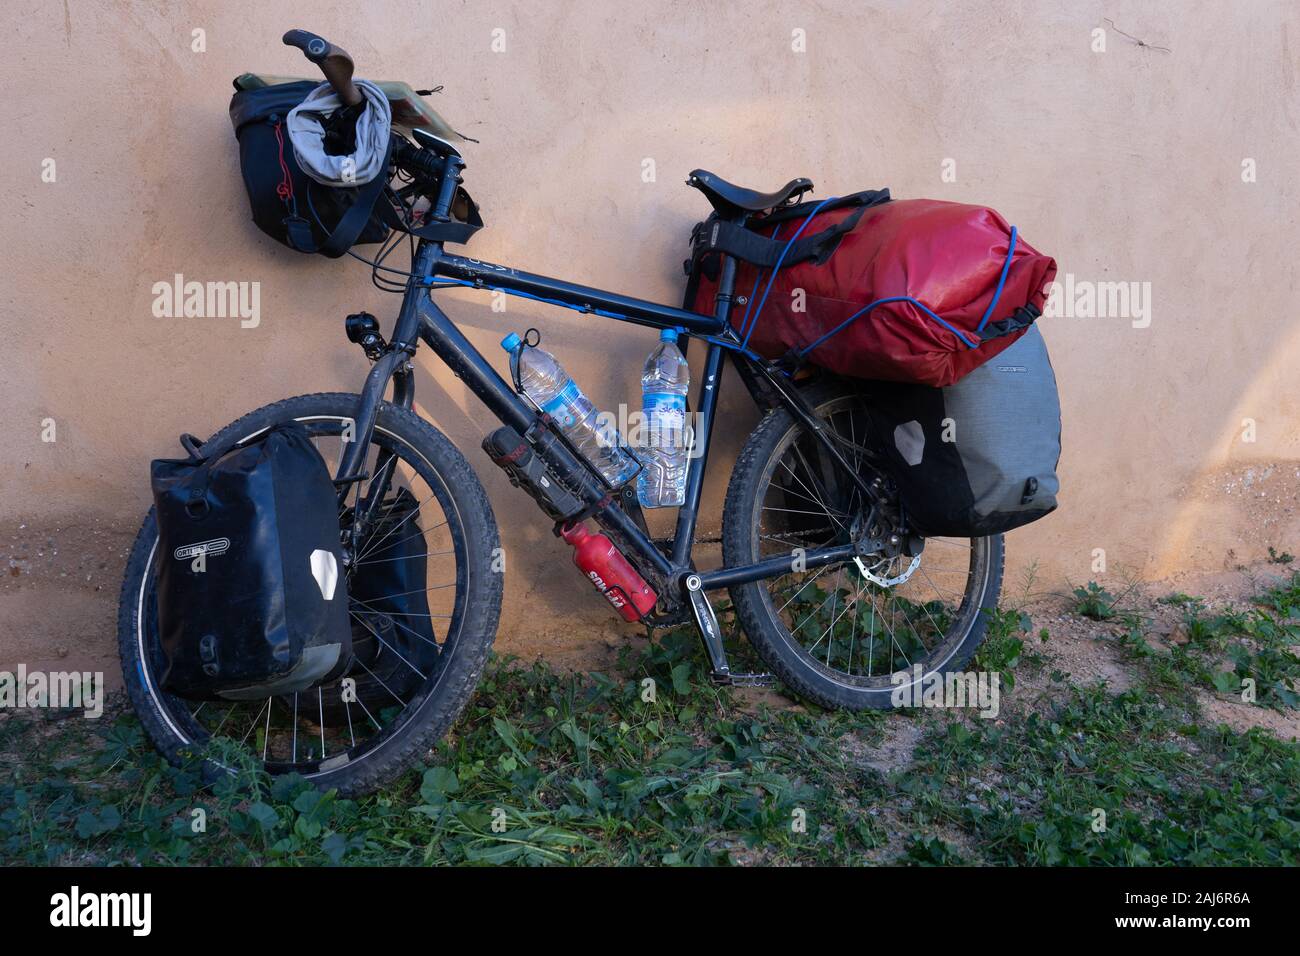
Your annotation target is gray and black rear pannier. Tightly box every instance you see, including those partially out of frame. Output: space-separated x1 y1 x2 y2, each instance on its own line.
864 325 1061 537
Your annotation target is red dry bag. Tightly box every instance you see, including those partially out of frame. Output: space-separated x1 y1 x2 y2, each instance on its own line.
689 193 1056 388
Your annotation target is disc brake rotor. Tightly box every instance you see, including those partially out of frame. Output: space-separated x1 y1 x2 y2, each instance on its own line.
854 552 921 587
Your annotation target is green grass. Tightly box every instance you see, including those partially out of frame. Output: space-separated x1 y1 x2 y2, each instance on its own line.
887 683 1298 865
1106 573 1300 711
1 580 1298 867
1071 582 1120 621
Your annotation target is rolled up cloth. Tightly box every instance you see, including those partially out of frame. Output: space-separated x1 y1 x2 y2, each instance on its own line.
286 79 392 187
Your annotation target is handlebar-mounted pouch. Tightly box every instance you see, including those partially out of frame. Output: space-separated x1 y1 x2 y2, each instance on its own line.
229 80 391 256
150 422 353 700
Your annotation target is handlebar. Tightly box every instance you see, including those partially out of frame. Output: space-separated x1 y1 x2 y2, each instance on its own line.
392 140 465 224
393 140 450 178
283 29 364 107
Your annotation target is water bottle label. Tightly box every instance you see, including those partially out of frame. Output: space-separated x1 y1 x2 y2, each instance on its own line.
644 393 685 446
644 393 685 416
540 380 582 428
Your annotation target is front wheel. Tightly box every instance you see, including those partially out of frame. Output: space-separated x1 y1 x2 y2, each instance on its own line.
117 393 502 796
722 384 1004 711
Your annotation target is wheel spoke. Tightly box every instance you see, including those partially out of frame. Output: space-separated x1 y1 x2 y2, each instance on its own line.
318 688 327 759
238 700 269 748
348 594 451 621
782 449 850 534
349 601 443 651
352 548 453 568
350 654 409 709
262 698 272 762
354 491 448 562
773 566 832 615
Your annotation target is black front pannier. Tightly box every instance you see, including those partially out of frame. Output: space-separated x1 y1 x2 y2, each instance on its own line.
229 80 390 257
862 325 1062 538
151 422 352 700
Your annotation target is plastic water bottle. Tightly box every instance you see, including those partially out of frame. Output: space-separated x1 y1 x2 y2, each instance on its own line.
637 329 690 508
501 333 639 487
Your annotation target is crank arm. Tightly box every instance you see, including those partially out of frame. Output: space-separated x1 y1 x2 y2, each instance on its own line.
684 574 774 686
684 573 730 680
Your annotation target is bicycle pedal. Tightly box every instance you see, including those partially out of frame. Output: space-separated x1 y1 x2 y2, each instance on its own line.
716 672 775 687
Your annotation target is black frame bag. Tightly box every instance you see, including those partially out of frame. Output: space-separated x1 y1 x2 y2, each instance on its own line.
151 422 352 701
229 80 390 257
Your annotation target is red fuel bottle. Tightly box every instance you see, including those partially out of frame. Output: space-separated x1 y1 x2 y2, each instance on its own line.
560 521 657 622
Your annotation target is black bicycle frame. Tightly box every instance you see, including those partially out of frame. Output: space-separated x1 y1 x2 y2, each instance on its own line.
335 163 875 624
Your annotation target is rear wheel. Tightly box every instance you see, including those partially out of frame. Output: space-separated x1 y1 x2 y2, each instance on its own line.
722 384 1004 711
117 393 502 796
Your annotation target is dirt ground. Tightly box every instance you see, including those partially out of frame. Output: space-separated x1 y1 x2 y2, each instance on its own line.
726 560 1300 745
2 510 1297 750
1 516 130 683
1015 564 1300 741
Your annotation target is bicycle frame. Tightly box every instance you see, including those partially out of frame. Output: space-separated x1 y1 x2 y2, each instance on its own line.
334 158 877 676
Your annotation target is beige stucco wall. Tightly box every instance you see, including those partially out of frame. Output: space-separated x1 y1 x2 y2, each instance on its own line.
3 0 1298 676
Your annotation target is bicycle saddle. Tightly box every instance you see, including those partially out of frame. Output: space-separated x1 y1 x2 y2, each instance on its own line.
687 169 814 216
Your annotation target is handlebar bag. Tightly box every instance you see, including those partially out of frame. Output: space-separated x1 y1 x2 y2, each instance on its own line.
862 324 1062 537
150 422 352 701
690 196 1056 388
229 80 390 257
325 488 440 721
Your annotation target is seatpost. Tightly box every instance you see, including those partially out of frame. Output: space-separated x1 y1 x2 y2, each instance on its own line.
710 214 748 323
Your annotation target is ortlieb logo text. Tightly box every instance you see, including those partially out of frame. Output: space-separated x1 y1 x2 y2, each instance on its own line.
174 538 230 561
